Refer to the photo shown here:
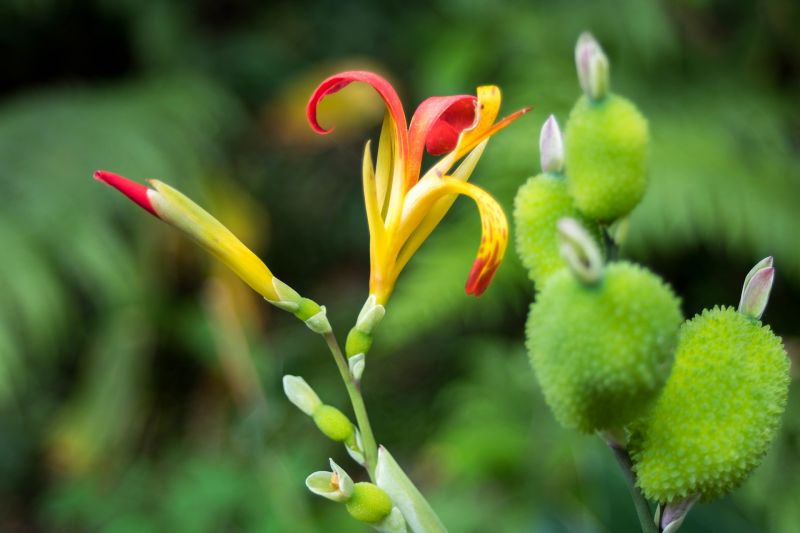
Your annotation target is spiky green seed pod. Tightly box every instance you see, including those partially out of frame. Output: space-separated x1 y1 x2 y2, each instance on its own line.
630 307 789 503
345 482 393 524
514 173 600 288
565 94 649 222
312 405 355 443
526 262 682 432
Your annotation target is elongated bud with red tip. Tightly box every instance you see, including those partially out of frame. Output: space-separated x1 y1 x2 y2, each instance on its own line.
95 170 330 332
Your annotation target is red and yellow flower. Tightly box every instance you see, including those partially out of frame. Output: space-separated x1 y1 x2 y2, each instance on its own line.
308 71 528 304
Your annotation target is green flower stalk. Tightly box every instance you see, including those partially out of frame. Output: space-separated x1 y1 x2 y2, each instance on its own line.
526 221 682 432
630 259 789 503
565 33 650 222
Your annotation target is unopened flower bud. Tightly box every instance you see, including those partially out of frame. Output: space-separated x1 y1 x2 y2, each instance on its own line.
539 115 564 174
575 32 610 101
346 483 393 525
659 495 699 533
305 459 354 502
282 375 322 416
738 257 775 320
313 405 355 443
557 217 604 284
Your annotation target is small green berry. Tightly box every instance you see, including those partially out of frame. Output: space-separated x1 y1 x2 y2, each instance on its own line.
526 262 682 432
630 307 790 503
514 173 601 288
312 405 354 442
565 94 649 222
345 482 393 524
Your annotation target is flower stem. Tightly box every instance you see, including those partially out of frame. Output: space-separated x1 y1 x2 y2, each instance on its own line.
322 331 379 479
607 440 659 533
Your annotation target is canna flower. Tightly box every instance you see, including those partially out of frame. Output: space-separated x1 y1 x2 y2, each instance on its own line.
308 71 529 305
94 171 329 331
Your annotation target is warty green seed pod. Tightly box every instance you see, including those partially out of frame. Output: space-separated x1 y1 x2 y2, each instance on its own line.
514 174 601 288
630 306 790 503
345 482 394 524
526 261 682 432
312 405 355 443
564 94 649 222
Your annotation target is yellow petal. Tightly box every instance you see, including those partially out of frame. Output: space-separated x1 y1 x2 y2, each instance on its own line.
391 141 488 271
392 175 508 296
148 180 279 301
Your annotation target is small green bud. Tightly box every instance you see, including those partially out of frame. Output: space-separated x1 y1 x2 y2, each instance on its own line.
629 306 790 503
346 482 393 525
526 262 682 432
346 327 373 358
514 177 601 288
282 375 322 416
564 94 649 222
313 405 355 442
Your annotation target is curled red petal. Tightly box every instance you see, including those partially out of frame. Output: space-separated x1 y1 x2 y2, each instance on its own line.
407 95 476 187
94 170 158 217
306 70 408 149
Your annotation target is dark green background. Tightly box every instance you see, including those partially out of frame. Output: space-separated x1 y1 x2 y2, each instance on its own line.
1 0 798 531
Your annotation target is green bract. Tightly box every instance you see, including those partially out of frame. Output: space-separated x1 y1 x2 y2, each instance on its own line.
345 482 393 524
565 94 649 222
513 173 599 288
526 262 682 432
630 307 790 503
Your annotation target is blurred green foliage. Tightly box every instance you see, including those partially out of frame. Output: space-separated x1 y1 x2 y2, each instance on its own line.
0 0 798 531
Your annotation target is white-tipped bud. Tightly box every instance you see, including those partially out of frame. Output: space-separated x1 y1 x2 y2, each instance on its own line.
305 459 354 502
305 305 332 334
349 353 366 382
375 507 409 533
575 32 610 101
539 115 564 173
345 428 366 466
660 494 699 533
738 257 775 320
356 295 386 334
557 217 604 284
282 375 322 416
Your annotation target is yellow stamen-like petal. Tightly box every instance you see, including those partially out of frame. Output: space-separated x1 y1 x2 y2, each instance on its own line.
388 174 508 298
392 141 488 275
148 180 279 301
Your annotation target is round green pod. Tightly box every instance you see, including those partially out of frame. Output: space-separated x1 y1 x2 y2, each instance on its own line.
526 262 682 433
564 94 649 222
345 482 393 524
312 405 354 442
629 307 790 503
513 173 601 288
